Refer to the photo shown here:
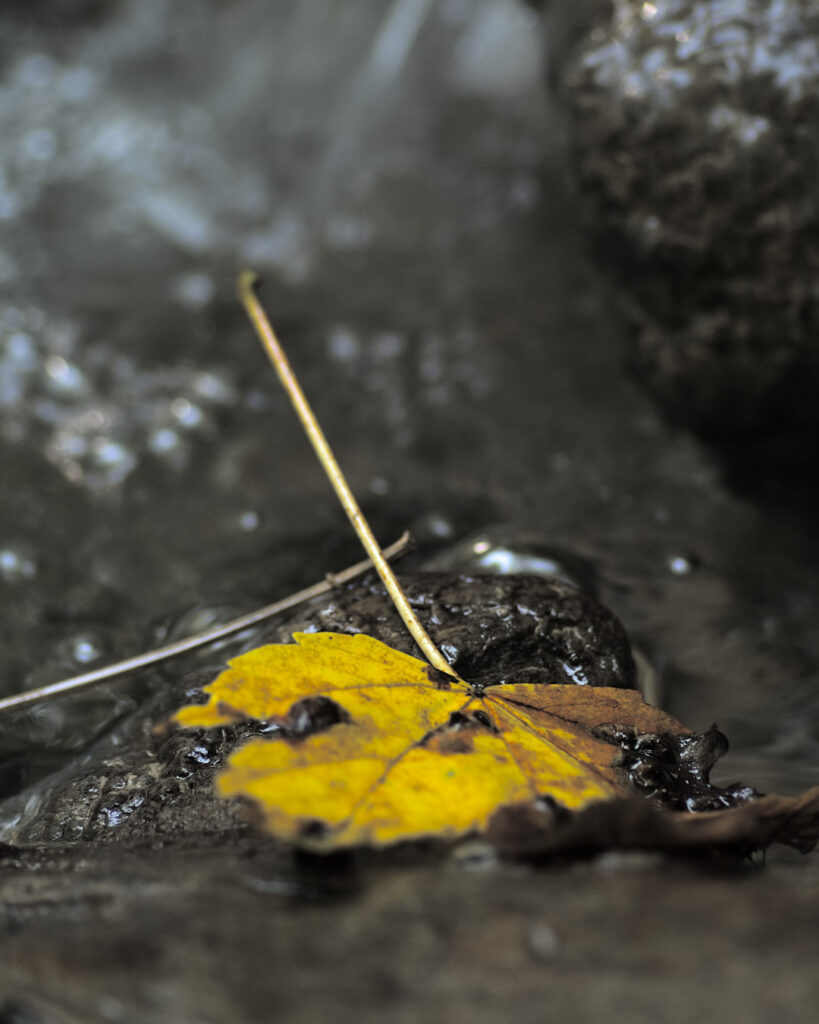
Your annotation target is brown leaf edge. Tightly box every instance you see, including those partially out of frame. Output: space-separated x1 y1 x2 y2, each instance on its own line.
488 785 819 861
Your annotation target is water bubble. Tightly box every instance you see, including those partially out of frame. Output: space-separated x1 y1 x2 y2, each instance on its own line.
239 510 260 531
171 397 203 428
91 118 135 163
166 605 249 652
424 529 596 590
324 214 374 250
0 547 37 582
369 477 390 496
192 371 234 404
44 355 88 397
668 554 697 576
148 427 182 455
372 331 405 361
53 432 89 459
23 129 57 162
140 190 212 252
509 173 538 209
90 439 137 485
244 388 271 411
17 54 55 88
33 398 61 424
173 271 215 310
0 333 37 407
327 326 361 364
59 66 96 102
0 249 19 285
414 512 455 541
72 637 101 664
240 212 312 283
0 192 21 221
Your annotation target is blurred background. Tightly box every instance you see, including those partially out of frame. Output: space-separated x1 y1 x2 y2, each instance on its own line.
1 0 818 818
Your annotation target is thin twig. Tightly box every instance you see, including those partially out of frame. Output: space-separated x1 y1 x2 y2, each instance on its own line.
238 271 459 679
0 532 411 715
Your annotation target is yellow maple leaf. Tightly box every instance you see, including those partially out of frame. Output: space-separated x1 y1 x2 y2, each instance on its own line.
173 631 688 849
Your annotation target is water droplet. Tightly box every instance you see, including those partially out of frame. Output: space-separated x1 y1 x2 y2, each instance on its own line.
72 637 101 664
239 510 260 531
668 554 697 576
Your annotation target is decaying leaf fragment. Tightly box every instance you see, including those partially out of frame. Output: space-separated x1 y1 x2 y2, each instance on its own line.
488 786 819 859
173 631 689 849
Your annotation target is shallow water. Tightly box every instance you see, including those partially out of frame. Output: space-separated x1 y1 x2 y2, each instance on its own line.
1 3 819 1021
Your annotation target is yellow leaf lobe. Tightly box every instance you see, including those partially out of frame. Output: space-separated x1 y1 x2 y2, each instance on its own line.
172 632 681 849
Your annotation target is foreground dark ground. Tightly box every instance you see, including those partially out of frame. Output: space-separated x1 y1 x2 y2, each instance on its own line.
0 1 817 1021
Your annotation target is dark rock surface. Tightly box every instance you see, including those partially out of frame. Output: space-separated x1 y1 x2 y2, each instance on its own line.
5 571 636 848
264 572 636 689
557 0 819 441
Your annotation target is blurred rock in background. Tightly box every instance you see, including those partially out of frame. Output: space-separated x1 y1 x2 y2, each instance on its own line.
545 0 819 460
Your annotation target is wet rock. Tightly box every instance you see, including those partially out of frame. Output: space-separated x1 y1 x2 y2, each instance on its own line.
596 721 757 812
260 572 636 690
553 0 819 439
5 571 636 847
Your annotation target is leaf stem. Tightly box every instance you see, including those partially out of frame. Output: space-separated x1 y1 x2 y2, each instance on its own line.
0 533 411 714
238 271 458 679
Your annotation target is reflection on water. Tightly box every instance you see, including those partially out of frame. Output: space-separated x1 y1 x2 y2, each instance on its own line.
422 527 597 592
